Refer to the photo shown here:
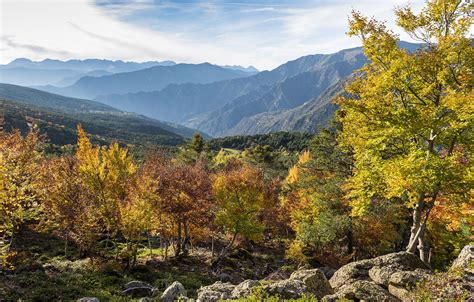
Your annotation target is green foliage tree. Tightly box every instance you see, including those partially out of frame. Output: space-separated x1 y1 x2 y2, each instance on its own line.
338 0 473 263
213 164 266 256
177 133 210 164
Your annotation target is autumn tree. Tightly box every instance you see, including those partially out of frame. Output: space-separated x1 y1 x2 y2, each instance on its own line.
338 0 473 263
141 153 214 257
39 156 102 257
283 128 354 266
0 129 43 267
39 126 138 259
75 125 137 245
213 163 266 257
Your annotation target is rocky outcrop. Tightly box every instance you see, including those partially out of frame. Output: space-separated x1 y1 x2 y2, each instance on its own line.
388 269 431 301
230 280 260 299
197 268 332 300
451 244 474 270
289 269 333 299
260 279 307 299
197 281 235 302
329 252 428 289
122 281 159 298
323 280 399 302
325 252 432 302
160 281 187 302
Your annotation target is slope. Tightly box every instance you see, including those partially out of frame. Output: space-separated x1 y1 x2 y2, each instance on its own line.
0 84 205 146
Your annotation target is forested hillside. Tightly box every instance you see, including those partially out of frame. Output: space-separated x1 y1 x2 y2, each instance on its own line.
0 83 206 147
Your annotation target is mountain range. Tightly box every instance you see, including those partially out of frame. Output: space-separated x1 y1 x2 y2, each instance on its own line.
2 41 420 139
94 46 368 137
38 63 256 99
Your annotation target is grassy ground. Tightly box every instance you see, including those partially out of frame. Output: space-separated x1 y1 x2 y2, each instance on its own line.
0 229 288 301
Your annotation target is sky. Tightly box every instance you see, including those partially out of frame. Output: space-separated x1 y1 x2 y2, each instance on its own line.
0 0 424 70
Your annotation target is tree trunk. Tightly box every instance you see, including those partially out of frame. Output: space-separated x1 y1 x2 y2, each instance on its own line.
148 233 153 257
406 195 433 265
175 221 182 257
211 235 215 259
183 220 189 256
407 195 424 253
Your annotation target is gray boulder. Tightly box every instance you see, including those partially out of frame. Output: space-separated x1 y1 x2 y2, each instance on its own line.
230 280 260 299
330 252 428 289
77 298 100 302
123 281 159 298
289 269 333 299
260 279 307 299
160 281 186 302
451 244 474 270
197 281 235 302
323 280 399 302
318 267 337 279
369 266 396 286
388 269 431 302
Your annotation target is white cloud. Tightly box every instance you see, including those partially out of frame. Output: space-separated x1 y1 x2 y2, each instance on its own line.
0 0 425 70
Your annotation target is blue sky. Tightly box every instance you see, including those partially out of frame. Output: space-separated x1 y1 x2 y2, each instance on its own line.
0 0 424 70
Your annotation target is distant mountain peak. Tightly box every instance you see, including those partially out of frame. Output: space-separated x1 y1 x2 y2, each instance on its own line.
221 65 259 73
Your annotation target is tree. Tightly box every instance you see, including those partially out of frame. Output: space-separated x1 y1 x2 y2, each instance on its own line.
338 0 473 263
213 164 266 257
283 128 354 266
39 156 102 258
40 126 137 259
0 130 43 268
177 133 209 164
75 125 137 243
141 153 214 257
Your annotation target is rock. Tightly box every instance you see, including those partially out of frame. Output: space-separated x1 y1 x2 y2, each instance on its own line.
263 268 292 281
123 281 158 298
216 272 233 283
138 298 155 302
289 269 333 299
160 281 186 302
369 266 399 287
329 258 375 289
389 269 431 288
451 245 474 270
230 280 260 299
323 280 399 302
330 252 428 289
388 269 431 302
260 279 307 299
197 281 235 302
318 267 337 279
77 298 100 302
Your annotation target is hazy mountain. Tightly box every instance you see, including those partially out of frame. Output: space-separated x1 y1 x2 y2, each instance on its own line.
54 70 112 87
2 58 176 72
38 63 253 99
0 67 84 86
94 48 360 124
0 83 204 143
193 48 366 136
0 58 175 87
227 81 343 135
96 46 367 136
221 65 259 74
